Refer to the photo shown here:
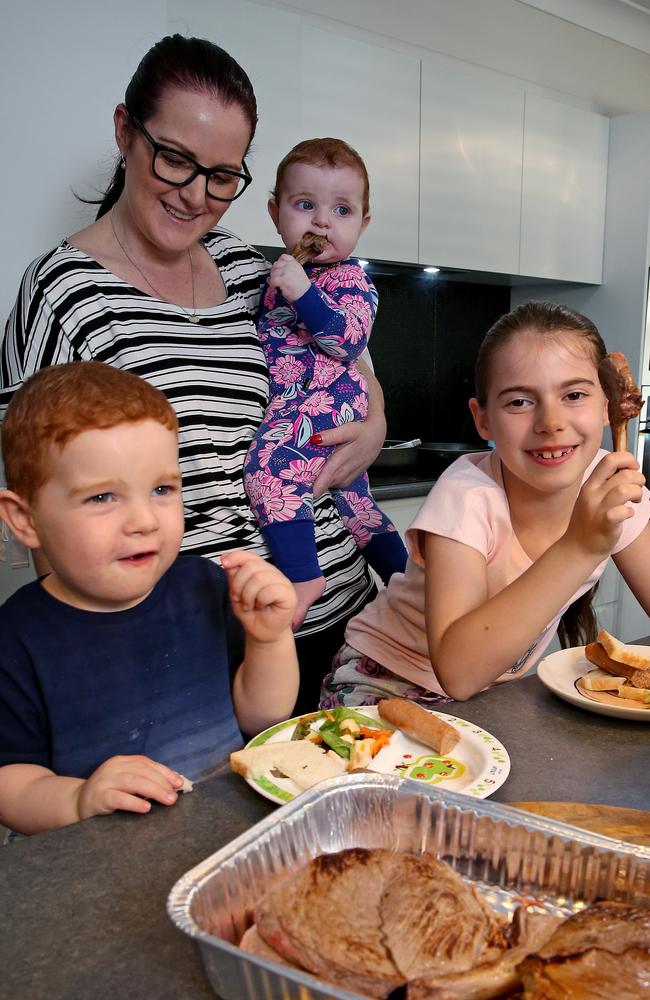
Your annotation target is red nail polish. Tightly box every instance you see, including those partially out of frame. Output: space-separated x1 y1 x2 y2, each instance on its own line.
311 433 323 445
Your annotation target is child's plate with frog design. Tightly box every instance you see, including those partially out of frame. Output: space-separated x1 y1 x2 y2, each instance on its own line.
241 706 510 805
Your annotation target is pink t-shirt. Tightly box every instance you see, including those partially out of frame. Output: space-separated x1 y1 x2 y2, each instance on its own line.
345 449 649 692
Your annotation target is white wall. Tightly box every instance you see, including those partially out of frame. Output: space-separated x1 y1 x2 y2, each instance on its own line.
0 0 166 601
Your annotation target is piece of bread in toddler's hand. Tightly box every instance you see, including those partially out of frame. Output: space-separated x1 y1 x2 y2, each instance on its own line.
231 740 347 790
377 698 459 755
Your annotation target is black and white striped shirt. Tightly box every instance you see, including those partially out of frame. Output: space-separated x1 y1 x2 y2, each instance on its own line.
0 227 374 633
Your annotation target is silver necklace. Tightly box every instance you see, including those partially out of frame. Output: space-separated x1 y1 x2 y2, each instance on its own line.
110 210 200 323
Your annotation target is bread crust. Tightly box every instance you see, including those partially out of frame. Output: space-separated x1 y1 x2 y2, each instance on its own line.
597 629 650 671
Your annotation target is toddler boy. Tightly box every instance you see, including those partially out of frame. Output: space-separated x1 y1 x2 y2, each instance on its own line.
0 362 298 835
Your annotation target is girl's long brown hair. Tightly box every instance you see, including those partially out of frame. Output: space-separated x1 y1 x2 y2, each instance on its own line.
476 301 608 648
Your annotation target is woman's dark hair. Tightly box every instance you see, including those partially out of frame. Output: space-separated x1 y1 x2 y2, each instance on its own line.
474 300 608 649
95 34 258 219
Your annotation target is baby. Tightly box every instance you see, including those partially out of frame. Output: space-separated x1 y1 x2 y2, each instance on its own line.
244 138 407 627
0 361 298 834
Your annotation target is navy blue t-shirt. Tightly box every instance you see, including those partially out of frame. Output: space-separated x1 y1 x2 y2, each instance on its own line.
0 555 245 779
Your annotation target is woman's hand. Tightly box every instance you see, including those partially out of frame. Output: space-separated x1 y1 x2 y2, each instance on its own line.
221 550 296 643
566 451 645 558
312 361 386 496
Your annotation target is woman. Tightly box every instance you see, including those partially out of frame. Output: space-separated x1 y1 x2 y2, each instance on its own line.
0 35 386 713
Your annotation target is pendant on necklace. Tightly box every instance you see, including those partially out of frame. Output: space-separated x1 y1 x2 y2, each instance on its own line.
188 314 200 324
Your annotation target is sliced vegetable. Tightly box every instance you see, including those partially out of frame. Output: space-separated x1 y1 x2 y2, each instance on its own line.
291 719 312 742
318 724 353 758
349 738 375 770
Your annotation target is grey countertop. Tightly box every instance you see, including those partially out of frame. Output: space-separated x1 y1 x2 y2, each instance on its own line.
1 638 649 999
369 476 436 500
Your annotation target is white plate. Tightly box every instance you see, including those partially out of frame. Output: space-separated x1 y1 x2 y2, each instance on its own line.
242 706 510 804
538 645 650 721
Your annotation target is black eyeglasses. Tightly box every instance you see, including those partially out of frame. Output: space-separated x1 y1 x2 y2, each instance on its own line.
129 114 252 202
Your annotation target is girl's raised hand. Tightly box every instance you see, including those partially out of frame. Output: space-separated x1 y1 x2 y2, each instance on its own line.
566 451 646 558
221 551 296 643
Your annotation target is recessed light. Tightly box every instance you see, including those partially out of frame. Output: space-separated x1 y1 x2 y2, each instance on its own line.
423 266 440 274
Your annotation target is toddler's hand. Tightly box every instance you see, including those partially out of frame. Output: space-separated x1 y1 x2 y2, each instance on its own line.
566 451 645 557
221 550 296 643
269 254 311 302
76 755 184 821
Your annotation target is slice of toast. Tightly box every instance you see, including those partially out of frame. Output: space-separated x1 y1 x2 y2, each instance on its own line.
597 629 650 670
579 671 628 691
585 640 650 689
231 740 347 790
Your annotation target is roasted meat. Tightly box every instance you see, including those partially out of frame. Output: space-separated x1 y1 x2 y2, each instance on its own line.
254 848 509 998
291 232 328 264
518 900 650 999
598 351 644 452
407 907 562 1000
382 856 507 980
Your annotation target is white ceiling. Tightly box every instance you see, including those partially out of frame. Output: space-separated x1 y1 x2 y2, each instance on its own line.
277 0 650 114
517 0 650 54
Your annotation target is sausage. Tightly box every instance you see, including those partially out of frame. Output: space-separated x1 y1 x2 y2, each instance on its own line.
377 698 460 755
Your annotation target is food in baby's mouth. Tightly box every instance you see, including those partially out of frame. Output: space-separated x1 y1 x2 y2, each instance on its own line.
291 232 328 264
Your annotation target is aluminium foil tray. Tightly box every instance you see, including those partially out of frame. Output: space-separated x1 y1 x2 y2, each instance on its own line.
167 773 650 1000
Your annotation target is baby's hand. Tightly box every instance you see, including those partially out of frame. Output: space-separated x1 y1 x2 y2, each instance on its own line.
566 451 645 557
221 550 296 643
269 254 311 302
76 755 184 821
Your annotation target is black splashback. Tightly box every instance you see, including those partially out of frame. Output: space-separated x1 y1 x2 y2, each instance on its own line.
368 269 510 444
256 248 511 445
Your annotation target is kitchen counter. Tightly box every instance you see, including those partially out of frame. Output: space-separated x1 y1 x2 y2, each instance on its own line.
369 475 436 500
2 638 649 999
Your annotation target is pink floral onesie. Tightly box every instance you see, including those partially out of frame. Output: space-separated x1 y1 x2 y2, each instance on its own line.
244 259 407 584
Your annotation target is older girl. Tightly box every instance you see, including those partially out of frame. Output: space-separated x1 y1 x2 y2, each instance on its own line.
322 301 650 706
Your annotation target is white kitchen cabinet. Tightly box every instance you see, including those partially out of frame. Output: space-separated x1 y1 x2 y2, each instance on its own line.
297 26 420 264
168 0 302 247
419 57 525 274
519 96 609 283
169 4 421 262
